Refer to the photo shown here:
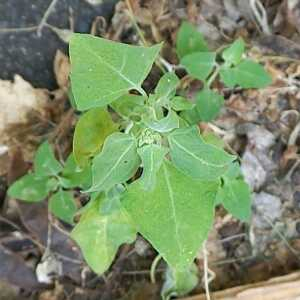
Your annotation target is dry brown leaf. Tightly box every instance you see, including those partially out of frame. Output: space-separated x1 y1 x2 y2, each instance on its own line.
0 75 48 136
54 50 70 89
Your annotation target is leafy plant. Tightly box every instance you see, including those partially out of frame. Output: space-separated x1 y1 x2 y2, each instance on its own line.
8 22 271 298
8 142 91 224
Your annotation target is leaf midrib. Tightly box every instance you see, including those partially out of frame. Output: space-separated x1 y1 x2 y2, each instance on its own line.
93 139 135 190
170 138 229 168
85 46 141 91
163 163 182 255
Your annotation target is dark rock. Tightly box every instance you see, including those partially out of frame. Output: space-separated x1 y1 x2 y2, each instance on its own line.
0 0 117 89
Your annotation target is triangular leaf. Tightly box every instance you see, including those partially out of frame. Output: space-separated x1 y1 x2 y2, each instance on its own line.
168 126 235 180
143 110 179 133
49 190 77 224
222 38 245 66
73 107 118 167
138 144 168 191
217 178 251 222
110 94 146 120
70 34 161 110
181 52 216 81
89 133 140 192
8 174 50 202
196 88 224 121
60 154 91 189
155 72 179 103
34 142 62 177
176 22 209 59
122 160 218 270
220 60 272 88
71 194 136 274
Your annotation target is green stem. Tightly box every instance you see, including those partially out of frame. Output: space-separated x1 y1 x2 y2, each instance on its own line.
207 65 220 87
150 254 162 283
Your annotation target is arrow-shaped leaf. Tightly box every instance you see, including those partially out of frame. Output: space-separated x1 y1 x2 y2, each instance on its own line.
72 193 136 274
168 126 235 180
122 160 218 270
70 34 161 110
89 133 140 192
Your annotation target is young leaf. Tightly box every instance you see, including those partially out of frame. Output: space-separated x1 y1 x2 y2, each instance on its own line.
168 126 235 180
176 22 209 59
161 264 198 300
49 190 77 224
222 38 245 66
170 96 194 111
8 174 49 202
69 34 161 110
155 72 179 102
219 66 236 88
180 107 202 125
181 52 216 81
34 142 62 177
110 94 146 120
138 144 168 191
196 88 224 121
89 133 140 192
60 154 91 189
220 60 272 88
143 110 179 133
217 178 251 222
73 107 118 167
71 194 136 274
122 160 218 270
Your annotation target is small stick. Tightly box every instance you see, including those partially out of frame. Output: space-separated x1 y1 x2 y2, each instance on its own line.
203 241 211 300
37 0 60 37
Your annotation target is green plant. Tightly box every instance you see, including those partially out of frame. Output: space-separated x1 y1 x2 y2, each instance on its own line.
8 22 271 298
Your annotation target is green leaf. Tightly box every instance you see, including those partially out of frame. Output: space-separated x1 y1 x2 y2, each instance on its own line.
217 178 251 222
8 174 49 202
202 132 225 149
73 107 118 168
69 34 161 110
222 38 245 66
196 88 224 121
34 142 62 177
224 161 242 180
71 194 136 274
168 126 235 180
170 96 194 111
110 94 146 120
220 60 272 88
219 66 236 88
137 144 168 191
155 72 179 102
89 133 140 192
180 107 201 125
49 190 77 224
181 52 216 81
162 264 198 300
60 154 91 189
176 22 209 59
143 110 179 133
122 160 218 270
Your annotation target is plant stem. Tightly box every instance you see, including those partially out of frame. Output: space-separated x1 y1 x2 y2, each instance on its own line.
150 254 162 283
207 65 220 87
203 241 211 300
